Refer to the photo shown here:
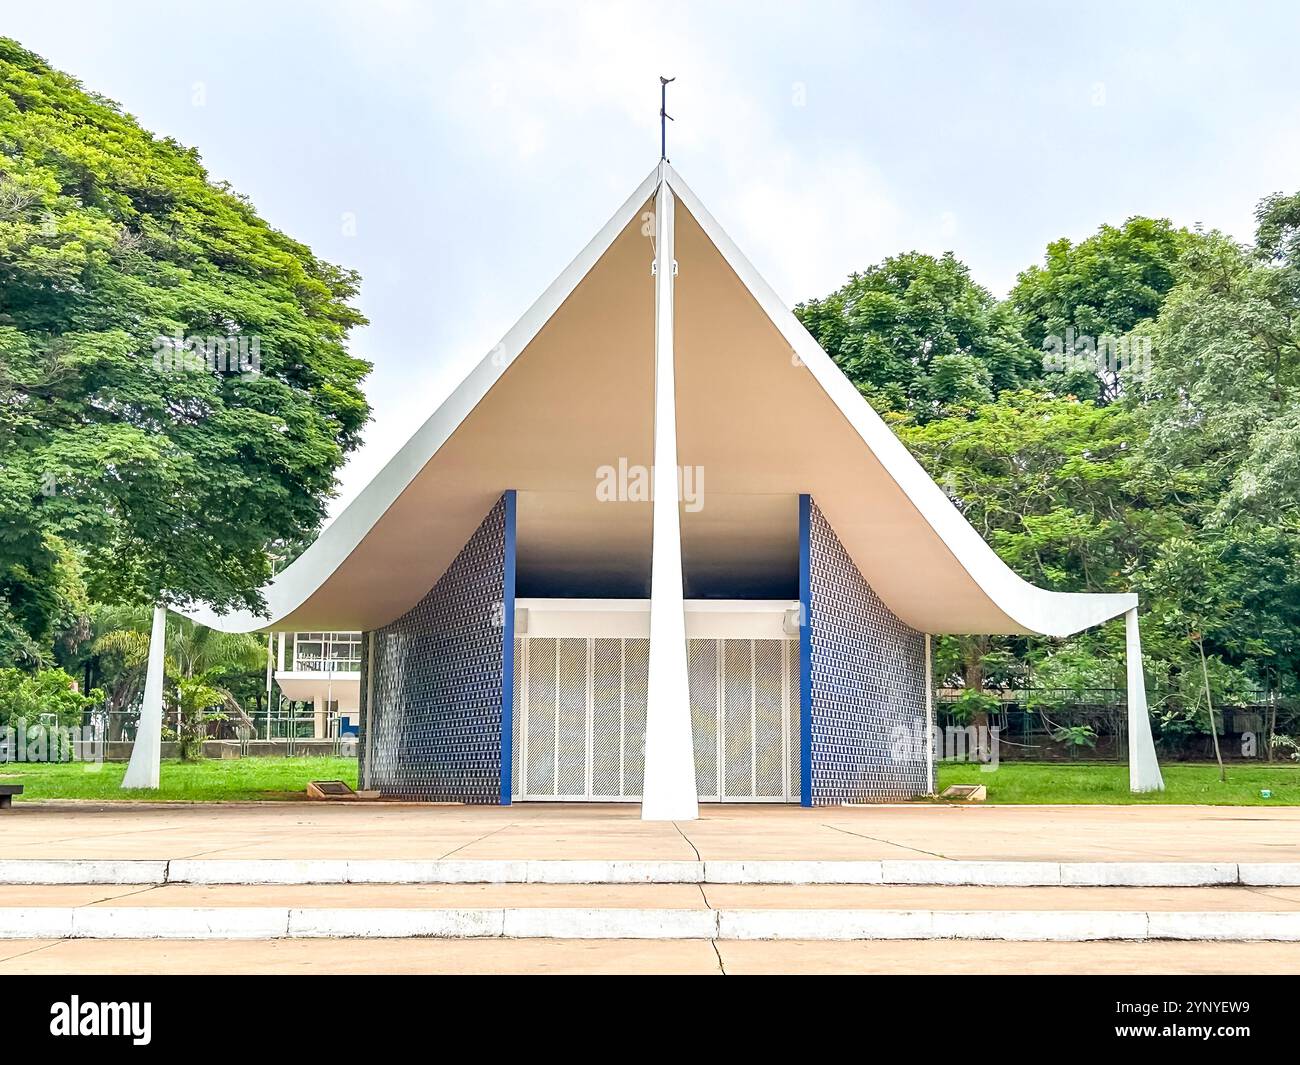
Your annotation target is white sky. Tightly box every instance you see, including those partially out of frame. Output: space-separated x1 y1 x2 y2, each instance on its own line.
8 1 1300 518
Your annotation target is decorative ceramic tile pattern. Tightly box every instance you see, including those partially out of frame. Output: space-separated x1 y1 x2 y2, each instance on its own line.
358 495 511 802
805 497 930 803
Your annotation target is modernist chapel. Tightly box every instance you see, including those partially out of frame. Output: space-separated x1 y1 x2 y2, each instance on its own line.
126 163 1164 816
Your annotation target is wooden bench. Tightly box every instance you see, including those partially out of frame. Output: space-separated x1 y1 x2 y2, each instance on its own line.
0 784 23 808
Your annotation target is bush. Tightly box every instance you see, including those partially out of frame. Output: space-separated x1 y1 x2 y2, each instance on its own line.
0 667 99 729
949 687 1001 725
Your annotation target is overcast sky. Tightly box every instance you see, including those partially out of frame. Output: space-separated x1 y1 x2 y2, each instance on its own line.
8 1 1300 516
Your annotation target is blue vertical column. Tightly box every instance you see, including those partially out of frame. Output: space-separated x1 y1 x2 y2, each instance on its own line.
499 489 517 806
798 493 812 808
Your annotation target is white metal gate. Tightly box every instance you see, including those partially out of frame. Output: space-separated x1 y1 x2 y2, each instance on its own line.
514 637 647 801
689 638 799 802
513 634 798 803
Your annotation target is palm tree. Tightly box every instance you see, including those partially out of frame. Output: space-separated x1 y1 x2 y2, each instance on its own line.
164 618 265 686
91 610 266 751
88 605 153 740
163 618 266 749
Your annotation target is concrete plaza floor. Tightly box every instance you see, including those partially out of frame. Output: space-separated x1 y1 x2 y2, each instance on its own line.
1 800 1297 863
7 882 1300 909
2 936 1298 975
4 802 1299 973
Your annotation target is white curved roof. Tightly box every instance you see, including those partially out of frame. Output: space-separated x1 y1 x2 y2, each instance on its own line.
183 164 1135 638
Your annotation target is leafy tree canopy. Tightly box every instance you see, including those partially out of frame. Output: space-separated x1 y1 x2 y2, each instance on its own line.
899 390 1176 594
1132 194 1300 692
0 39 371 635
1010 217 1190 401
0 665 98 728
795 251 1040 421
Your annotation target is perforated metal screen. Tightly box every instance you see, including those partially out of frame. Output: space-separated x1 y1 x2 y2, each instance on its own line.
692 638 799 802
805 496 931 803
358 495 508 802
515 635 798 802
516 637 648 800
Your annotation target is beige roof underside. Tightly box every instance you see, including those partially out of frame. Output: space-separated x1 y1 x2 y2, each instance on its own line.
184 167 1135 637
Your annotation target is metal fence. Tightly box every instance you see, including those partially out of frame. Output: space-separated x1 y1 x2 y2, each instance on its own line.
934 688 1300 762
10 686 1297 765
60 704 355 750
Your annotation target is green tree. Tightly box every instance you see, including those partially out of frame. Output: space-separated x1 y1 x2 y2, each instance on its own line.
795 251 1039 420
0 666 98 729
0 531 87 667
0 39 371 652
169 675 227 761
901 391 1172 593
1010 217 1189 401
902 390 1178 743
84 607 151 740
89 611 265 744
1132 200 1300 709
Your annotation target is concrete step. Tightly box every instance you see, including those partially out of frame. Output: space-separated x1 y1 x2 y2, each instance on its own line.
3 883 1299 941
2 857 1299 887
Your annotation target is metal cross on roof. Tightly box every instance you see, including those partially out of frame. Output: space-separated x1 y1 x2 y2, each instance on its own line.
659 76 675 161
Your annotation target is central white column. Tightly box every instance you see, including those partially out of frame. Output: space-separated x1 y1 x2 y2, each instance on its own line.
641 170 699 821
122 603 167 789
1125 607 1165 792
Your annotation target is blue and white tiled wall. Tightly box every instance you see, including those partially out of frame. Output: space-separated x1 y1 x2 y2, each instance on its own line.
359 492 516 803
800 495 930 805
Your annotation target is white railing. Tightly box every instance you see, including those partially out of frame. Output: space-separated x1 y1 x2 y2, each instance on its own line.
291 655 361 674
290 632 362 674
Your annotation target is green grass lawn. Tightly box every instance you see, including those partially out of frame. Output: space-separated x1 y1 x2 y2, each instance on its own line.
0 757 358 802
2 757 1298 805
937 760 1300 805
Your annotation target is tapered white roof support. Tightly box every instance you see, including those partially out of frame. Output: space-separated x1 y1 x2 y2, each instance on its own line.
122 604 167 790
1125 607 1164 792
640 170 699 821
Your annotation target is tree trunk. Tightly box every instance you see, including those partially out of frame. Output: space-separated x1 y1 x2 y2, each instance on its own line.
1266 672 1277 764
962 636 990 761
1197 638 1226 783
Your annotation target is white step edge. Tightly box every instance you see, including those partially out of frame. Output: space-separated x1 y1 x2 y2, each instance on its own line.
288 907 504 939
500 907 719 939
169 859 351 885
4 907 1300 941
1238 863 1300 886
881 860 1061 885
1060 862 1240 887
705 860 884 884
3 858 1300 887
71 907 291 940
0 859 169 885
1146 911 1300 941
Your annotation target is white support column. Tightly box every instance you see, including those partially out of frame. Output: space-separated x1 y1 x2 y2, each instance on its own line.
122 604 167 789
641 169 698 821
264 633 273 740
1125 607 1164 792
